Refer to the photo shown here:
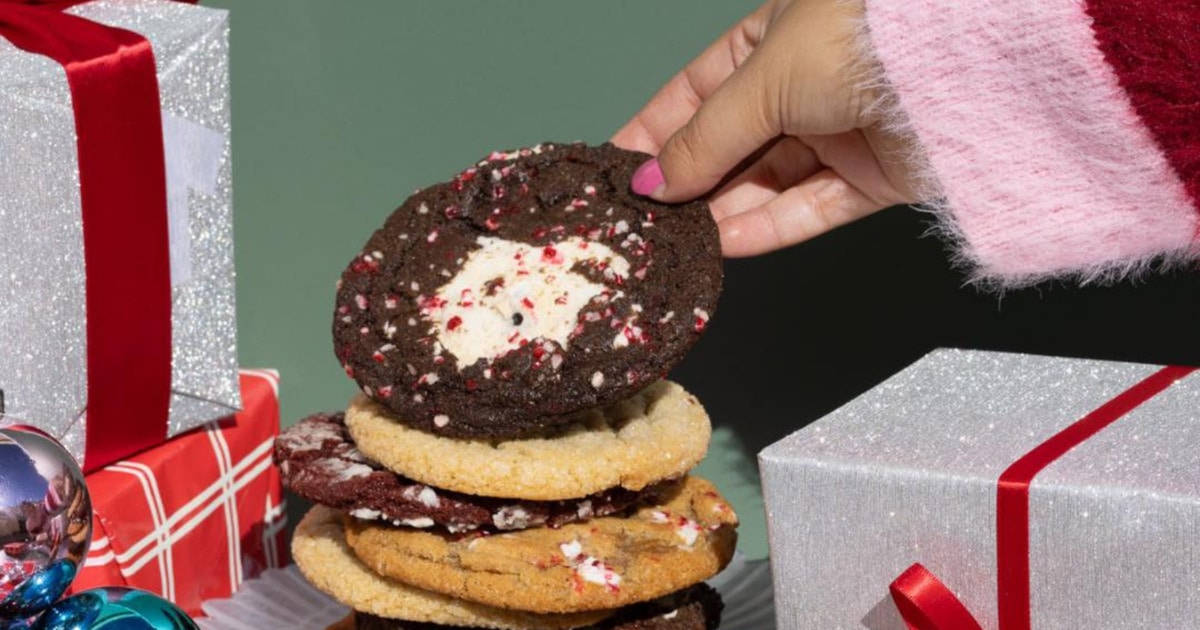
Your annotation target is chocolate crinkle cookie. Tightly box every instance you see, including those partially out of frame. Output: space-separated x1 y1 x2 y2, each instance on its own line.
352 583 724 630
274 411 654 533
333 142 722 439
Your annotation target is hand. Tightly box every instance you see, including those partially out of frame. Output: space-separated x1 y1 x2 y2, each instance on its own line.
613 0 920 257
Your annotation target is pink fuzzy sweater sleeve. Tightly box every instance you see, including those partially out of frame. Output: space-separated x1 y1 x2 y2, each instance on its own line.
864 0 1200 285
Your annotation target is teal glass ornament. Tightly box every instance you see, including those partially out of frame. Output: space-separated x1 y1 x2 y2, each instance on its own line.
33 588 197 630
0 560 77 620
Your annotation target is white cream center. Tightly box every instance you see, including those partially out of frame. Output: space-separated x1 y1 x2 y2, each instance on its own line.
431 236 629 369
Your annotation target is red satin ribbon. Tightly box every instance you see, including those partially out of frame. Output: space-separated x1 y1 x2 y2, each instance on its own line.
890 365 1196 630
890 563 984 630
0 1 172 471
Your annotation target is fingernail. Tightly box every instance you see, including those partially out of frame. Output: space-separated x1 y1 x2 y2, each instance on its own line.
631 158 666 198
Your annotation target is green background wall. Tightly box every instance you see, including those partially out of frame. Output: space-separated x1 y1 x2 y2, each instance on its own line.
203 1 770 558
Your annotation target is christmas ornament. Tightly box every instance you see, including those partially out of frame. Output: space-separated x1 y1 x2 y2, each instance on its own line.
0 428 92 621
33 587 198 630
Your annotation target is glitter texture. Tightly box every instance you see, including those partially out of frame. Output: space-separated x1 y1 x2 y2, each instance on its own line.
759 349 1200 629
0 0 238 463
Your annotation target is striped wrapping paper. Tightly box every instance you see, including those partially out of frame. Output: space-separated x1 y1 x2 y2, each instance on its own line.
72 370 289 617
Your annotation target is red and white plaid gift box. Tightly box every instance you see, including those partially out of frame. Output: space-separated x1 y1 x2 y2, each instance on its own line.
72 370 289 616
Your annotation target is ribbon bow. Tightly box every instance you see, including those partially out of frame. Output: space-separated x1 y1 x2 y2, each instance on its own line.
888 365 1195 630
0 0 180 470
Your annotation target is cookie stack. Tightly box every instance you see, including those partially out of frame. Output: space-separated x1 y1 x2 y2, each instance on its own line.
276 143 737 629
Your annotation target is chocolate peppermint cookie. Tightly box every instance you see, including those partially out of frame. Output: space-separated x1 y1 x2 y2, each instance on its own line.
333 143 722 438
275 412 651 533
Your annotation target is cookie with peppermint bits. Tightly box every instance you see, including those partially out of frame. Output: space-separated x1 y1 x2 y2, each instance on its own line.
295 506 613 630
344 476 738 615
332 142 721 438
275 411 656 533
341 583 723 629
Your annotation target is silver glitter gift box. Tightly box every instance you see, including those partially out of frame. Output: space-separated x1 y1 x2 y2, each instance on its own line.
0 0 238 463
760 349 1200 629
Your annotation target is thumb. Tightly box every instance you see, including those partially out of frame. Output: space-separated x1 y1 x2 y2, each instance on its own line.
631 58 781 202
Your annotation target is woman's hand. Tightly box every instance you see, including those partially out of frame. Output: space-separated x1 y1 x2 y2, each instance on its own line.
613 0 920 256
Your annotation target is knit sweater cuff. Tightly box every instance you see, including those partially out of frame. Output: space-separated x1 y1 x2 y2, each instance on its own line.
863 0 1200 285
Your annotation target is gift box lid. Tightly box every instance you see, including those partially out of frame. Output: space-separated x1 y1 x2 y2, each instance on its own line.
760 348 1200 498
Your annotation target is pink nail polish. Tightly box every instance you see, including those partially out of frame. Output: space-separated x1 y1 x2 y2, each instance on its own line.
631 158 665 197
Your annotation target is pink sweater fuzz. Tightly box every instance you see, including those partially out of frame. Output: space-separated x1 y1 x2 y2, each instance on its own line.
864 0 1200 285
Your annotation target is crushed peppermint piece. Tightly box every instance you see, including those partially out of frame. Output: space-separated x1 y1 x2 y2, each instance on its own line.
558 540 621 593
591 371 604 388
433 414 450 427
559 540 582 560
675 515 702 546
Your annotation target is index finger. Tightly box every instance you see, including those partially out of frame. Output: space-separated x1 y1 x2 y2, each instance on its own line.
611 2 773 154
